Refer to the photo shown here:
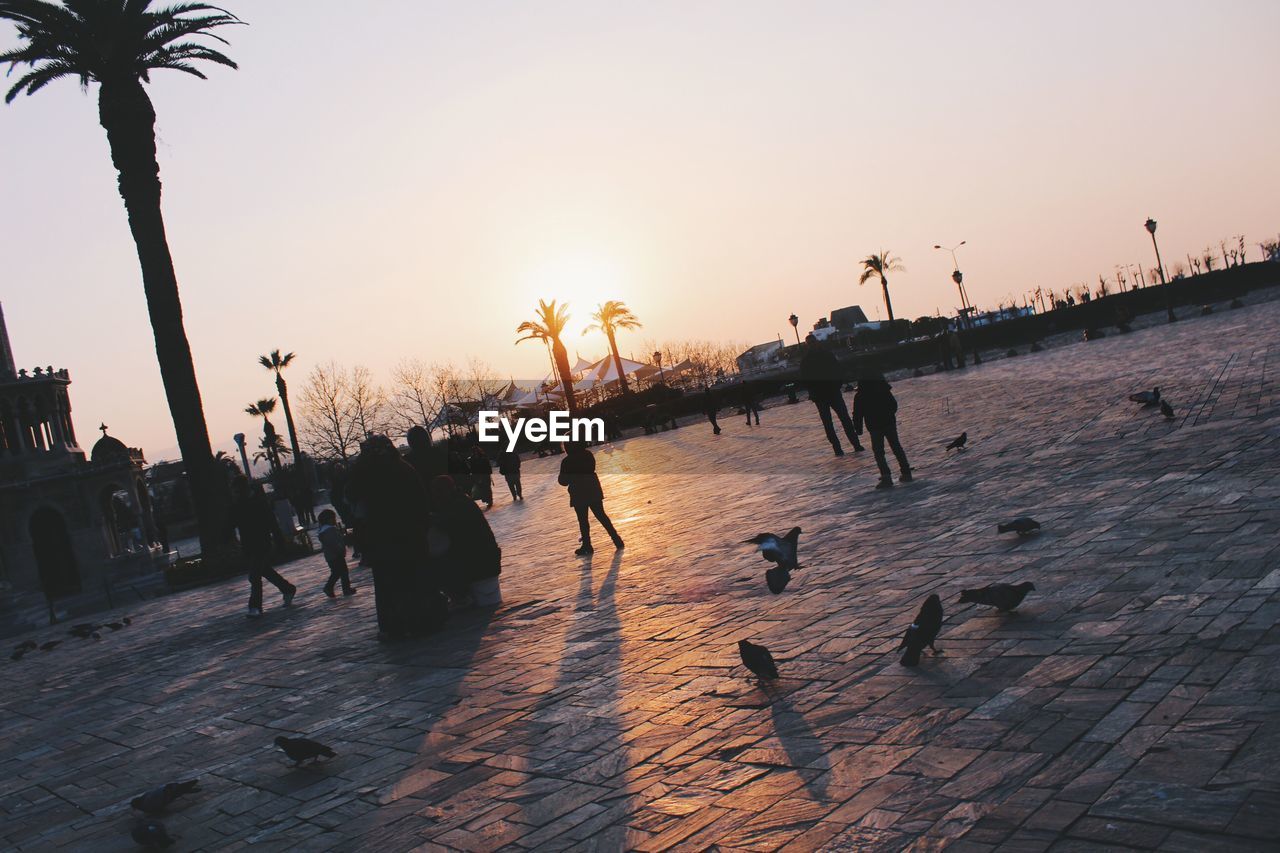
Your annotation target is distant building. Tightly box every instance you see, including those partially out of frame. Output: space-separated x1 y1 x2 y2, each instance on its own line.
736 340 784 373
0 304 169 636
830 305 870 330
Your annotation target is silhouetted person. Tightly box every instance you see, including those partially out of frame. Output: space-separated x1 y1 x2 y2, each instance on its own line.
853 376 912 488
230 477 295 617
446 438 473 496
799 335 863 456
949 329 965 368
406 425 450 510
558 442 623 556
317 509 355 597
347 435 438 640
429 475 501 605
742 382 761 426
498 449 523 501
469 446 494 509
703 387 722 434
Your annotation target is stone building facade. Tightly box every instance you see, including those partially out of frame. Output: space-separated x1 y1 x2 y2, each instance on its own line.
0 303 170 636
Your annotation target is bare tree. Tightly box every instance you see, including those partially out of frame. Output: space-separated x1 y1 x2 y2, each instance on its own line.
298 361 360 462
390 357 443 434
349 365 390 440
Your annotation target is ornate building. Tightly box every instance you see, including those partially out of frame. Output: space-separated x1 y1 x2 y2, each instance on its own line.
0 303 170 636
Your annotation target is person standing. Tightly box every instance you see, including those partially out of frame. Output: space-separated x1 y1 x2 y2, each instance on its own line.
852 375 913 488
741 382 762 426
498 448 523 501
799 335 864 457
469 445 494 509
558 442 624 556
429 475 502 605
702 386 722 435
317 509 356 597
230 477 295 617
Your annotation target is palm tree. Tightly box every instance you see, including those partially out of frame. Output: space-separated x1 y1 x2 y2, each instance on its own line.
516 300 577 415
244 398 281 471
1 1 242 555
253 432 290 469
258 349 301 463
859 251 905 325
584 301 642 395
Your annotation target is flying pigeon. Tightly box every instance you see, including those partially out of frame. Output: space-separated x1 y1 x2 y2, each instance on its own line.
274 735 336 765
899 594 943 667
945 432 968 451
737 639 779 680
40 640 62 651
960 581 1036 612
130 819 175 849
1128 387 1161 406
1160 400 1174 419
744 527 801 594
997 517 1041 535
131 779 200 815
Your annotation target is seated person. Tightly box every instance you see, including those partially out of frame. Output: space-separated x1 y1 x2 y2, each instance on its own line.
428 475 501 605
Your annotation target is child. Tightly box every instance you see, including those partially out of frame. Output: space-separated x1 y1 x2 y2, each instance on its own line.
852 375 913 489
317 509 356 597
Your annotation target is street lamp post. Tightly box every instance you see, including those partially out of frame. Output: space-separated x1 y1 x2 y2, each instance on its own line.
1145 218 1166 284
788 313 800 345
934 242 973 326
653 350 665 385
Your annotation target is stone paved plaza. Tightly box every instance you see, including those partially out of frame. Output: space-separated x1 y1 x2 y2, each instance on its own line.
3 296 1279 852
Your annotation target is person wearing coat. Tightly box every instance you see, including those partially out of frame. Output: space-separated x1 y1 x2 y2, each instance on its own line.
558 442 624 556
498 449 523 501
852 376 913 488
429 475 502 604
230 477 295 617
799 335 864 456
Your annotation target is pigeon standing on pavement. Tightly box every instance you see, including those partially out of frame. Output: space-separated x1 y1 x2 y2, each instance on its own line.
737 639 780 680
274 735 336 765
130 819 175 849
1160 400 1174 419
960 581 1036 612
899 594 944 667
997 517 1041 535
1129 387 1161 406
131 779 201 815
744 527 801 594
945 432 968 451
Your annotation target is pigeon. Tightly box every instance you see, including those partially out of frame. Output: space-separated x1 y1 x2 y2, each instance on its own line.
899 594 944 667
1128 387 1161 406
997 517 1041 535
1160 400 1174 419
131 779 200 815
744 527 801 594
945 432 968 451
130 819 175 849
960 581 1036 612
737 639 779 680
39 640 62 651
274 735 336 765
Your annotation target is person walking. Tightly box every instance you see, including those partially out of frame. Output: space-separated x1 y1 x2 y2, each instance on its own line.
852 374 913 488
702 386 722 435
498 448 523 501
742 382 762 426
317 509 356 597
558 442 624 556
230 477 295 617
799 335 864 456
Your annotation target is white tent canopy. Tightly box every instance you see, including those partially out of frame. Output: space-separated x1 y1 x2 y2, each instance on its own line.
583 355 649 384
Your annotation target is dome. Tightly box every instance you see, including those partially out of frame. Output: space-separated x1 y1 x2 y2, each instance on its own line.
91 432 130 463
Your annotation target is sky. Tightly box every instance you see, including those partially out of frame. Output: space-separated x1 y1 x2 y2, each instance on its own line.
2 0 1278 460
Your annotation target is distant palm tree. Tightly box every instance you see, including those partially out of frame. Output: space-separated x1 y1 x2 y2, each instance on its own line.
1 1 242 555
258 350 301 462
859 251 905 325
584 301 643 395
244 398 281 470
517 300 577 415
253 432 291 469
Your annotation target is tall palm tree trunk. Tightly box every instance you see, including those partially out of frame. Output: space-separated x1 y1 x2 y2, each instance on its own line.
880 276 896 324
275 373 303 462
607 329 631 394
551 339 578 416
98 79 228 553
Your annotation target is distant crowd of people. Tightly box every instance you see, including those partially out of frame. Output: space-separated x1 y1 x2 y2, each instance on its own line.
229 333 915 633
